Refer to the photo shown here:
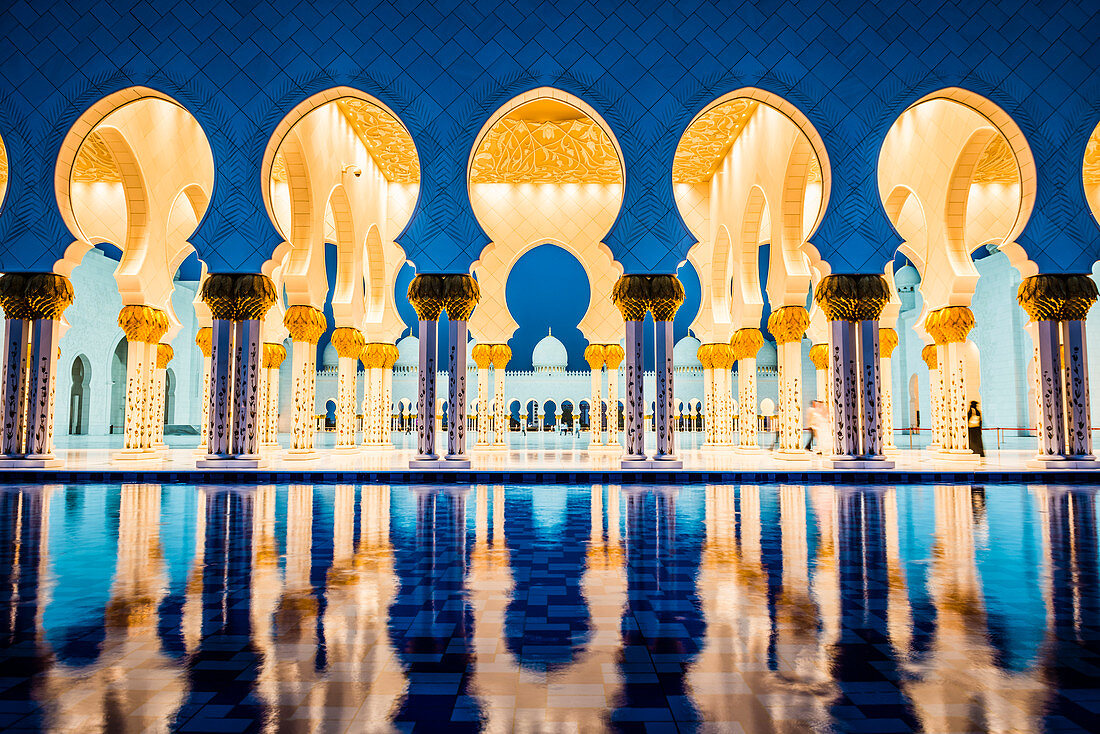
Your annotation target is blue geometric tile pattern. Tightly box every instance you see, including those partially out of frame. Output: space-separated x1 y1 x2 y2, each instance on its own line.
0 0 1098 275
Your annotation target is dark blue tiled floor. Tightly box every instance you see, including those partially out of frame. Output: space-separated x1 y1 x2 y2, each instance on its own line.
0 482 1097 732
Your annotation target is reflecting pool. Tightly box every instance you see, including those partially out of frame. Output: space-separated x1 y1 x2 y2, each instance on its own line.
0 483 1096 732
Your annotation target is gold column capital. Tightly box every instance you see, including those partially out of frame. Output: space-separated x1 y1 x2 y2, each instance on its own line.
441 273 480 321
195 327 212 357
696 344 714 369
490 343 512 369
382 343 400 369
921 344 938 370
603 343 625 369
611 274 651 321
262 342 287 369
471 343 493 369
767 305 810 344
924 306 974 344
156 343 174 369
118 305 170 344
809 343 829 370
813 273 889 322
647 274 685 321
1017 273 1099 321
879 327 899 357
730 328 764 361
584 343 606 369
360 342 387 369
0 273 33 319
24 272 74 320
283 305 326 344
201 273 277 321
331 327 365 359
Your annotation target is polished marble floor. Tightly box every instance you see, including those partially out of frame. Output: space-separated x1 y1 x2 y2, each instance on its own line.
42 430 1064 474
0 481 1097 732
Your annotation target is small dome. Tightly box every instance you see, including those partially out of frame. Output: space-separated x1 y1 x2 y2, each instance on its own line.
396 335 419 368
895 264 920 289
756 340 778 369
467 338 478 367
673 336 702 367
532 328 568 370
322 341 338 368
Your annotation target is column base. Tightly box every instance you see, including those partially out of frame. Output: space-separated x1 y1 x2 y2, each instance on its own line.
361 442 393 452
652 454 683 468
444 455 472 468
283 449 319 462
1027 455 1100 469
196 455 268 469
829 456 895 469
112 448 162 463
409 455 441 469
0 455 63 469
333 444 361 454
776 449 813 462
735 445 766 454
933 449 980 465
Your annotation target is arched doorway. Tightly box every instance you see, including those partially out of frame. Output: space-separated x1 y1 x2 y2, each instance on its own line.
164 368 175 427
110 338 127 434
68 355 91 435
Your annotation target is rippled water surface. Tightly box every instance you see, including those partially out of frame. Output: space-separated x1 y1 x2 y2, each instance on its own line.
0 483 1097 732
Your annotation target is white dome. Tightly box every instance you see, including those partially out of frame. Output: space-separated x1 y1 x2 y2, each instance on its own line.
895 264 920 289
673 336 702 367
396 335 419 368
532 329 568 370
322 340 338 368
756 340 778 369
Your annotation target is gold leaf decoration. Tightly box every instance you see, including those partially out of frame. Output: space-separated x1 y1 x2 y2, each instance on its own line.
1084 129 1100 186
271 151 288 183
470 118 621 184
73 131 122 183
807 154 821 184
672 99 758 183
971 135 1018 184
335 98 420 183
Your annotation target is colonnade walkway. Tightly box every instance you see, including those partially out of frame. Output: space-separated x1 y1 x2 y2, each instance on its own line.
31 431 1076 476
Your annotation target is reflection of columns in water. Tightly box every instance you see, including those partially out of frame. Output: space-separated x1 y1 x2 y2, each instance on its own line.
613 486 703 722
390 486 481 729
831 489 918 729
0 486 53 731
178 488 266 728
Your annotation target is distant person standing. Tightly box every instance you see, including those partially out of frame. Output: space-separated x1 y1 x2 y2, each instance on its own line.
968 401 985 458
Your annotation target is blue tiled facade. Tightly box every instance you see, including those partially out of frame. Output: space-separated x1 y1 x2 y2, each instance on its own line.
1 0 1099 275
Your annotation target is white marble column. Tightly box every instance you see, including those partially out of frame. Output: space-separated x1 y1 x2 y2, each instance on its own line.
768 307 810 459
231 318 263 458
446 318 470 465
1034 319 1067 460
732 329 763 452
413 318 439 463
23 318 62 461
654 319 679 464
828 319 859 459
857 320 884 458
206 318 234 457
604 346 623 448
260 342 285 448
195 328 212 452
879 329 898 452
1062 319 1093 458
472 344 491 447
381 346 395 447
622 319 646 464
151 343 172 448
585 345 605 449
491 345 510 447
332 329 364 451
122 340 156 452
284 305 325 457
0 315 30 456
700 353 715 446
921 345 942 451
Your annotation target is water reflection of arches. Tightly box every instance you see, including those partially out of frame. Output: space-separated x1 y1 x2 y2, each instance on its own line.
68 355 91 434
